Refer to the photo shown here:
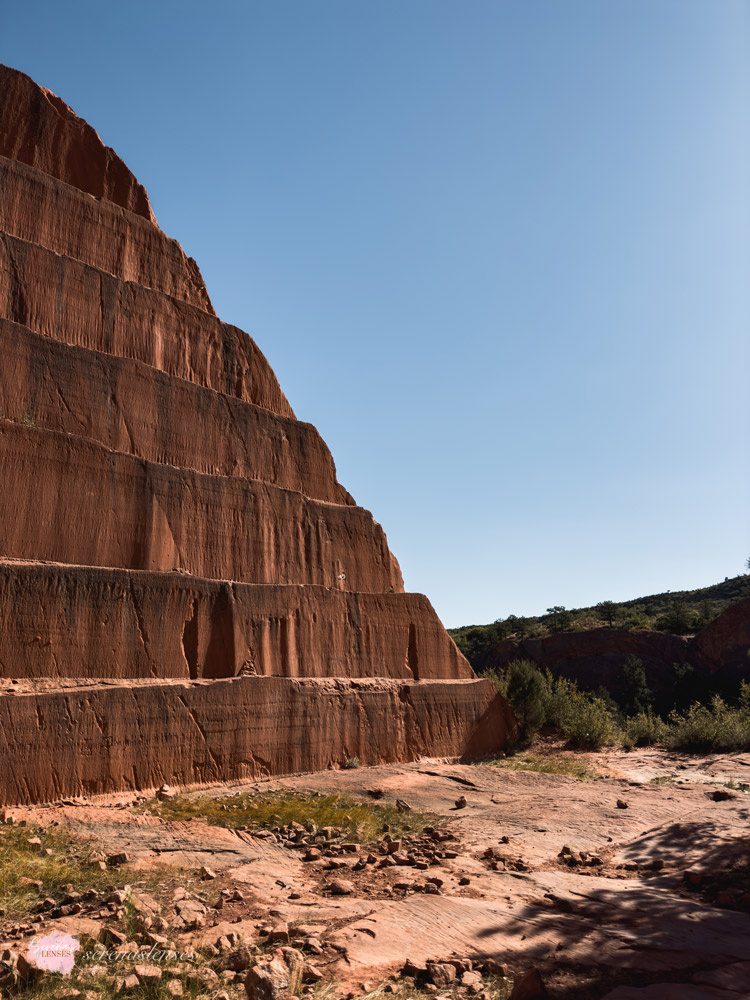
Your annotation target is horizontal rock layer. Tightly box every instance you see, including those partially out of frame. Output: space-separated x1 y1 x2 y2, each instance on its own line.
0 156 212 311
0 677 513 805
0 64 156 223
0 231 292 416
0 421 402 592
0 319 351 504
0 562 470 681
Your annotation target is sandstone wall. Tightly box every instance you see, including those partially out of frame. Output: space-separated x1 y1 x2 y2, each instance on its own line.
0 319 352 504
0 64 156 223
0 232 292 416
0 677 514 805
0 563 470 681
0 65 514 805
0 157 212 310
0 422 402 592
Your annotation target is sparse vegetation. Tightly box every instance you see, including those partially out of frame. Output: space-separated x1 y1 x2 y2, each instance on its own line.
146 790 432 843
449 575 750 657
485 658 750 755
0 823 118 920
485 752 603 781
17 954 215 1000
666 696 750 752
486 662 619 750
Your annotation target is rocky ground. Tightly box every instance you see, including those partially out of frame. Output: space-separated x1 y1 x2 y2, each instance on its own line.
1 746 749 1000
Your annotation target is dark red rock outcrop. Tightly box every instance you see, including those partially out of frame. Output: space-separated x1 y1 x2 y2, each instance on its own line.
476 628 689 695
477 606 750 697
0 65 156 224
689 598 750 675
0 64 514 802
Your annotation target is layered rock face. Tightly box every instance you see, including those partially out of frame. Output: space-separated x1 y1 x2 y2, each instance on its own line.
0 65 514 804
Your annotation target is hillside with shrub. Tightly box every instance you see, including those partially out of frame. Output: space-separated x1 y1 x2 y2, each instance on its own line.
455 578 750 755
450 574 750 663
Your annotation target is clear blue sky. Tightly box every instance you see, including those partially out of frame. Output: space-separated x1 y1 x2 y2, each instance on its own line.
2 1 748 628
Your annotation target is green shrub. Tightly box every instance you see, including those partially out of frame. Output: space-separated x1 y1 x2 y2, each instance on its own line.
622 654 653 714
667 697 750 752
622 709 670 748
543 673 580 729
504 659 548 741
560 689 619 749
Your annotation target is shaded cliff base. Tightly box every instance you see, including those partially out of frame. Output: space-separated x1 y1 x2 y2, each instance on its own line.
2 752 749 1000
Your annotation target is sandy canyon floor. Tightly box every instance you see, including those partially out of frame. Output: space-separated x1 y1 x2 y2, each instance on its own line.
1 746 749 1000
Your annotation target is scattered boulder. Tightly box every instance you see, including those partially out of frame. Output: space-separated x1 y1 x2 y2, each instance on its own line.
510 967 548 1000
246 947 305 1000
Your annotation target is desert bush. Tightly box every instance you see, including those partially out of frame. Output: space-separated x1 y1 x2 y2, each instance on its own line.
667 697 750 752
622 709 670 748
505 659 548 740
559 689 619 749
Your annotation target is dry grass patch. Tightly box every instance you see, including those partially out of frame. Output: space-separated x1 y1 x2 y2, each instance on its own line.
0 824 119 920
145 791 433 843
484 753 603 781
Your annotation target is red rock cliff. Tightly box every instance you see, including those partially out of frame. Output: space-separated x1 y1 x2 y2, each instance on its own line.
0 65 514 804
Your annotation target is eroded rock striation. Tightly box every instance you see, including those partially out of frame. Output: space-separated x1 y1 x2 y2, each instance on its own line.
0 65 514 804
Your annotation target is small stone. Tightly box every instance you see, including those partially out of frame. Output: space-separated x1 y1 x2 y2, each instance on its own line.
459 876 471 886
98 927 127 945
200 865 217 880
455 796 467 809
616 800 629 810
107 852 132 867
115 975 140 995
268 922 290 943
426 961 456 987
327 878 354 895
216 946 254 972
396 799 412 813
134 965 161 985
510 967 548 1000
186 968 219 988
